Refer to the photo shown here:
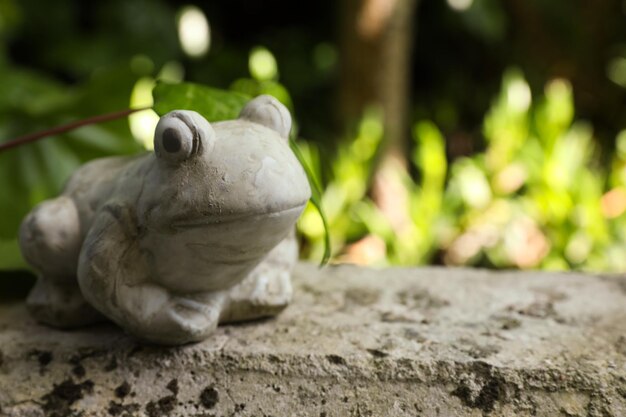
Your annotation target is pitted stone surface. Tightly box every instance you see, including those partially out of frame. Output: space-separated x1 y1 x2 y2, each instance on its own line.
0 263 625 416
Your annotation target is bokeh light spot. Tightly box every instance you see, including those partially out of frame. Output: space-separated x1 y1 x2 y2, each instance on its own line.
507 78 531 112
129 77 160 150
130 55 154 76
601 187 626 218
447 0 473 12
177 5 210 58
313 43 338 72
616 130 626 159
159 61 185 83
607 57 626 88
249 47 278 81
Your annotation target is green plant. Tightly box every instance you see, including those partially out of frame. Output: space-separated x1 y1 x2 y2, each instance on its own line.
298 68 626 272
3 65 626 272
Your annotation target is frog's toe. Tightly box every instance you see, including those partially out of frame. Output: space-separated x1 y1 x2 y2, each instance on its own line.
134 302 219 345
167 302 220 337
220 268 293 323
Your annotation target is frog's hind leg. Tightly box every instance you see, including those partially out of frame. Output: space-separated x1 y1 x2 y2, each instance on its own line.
26 276 103 328
19 196 103 327
219 231 297 324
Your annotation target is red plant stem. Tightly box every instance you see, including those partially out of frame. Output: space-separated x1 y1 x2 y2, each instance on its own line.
0 106 152 153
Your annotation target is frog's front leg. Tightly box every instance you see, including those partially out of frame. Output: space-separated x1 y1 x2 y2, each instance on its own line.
77 205 225 345
219 230 297 323
19 196 103 327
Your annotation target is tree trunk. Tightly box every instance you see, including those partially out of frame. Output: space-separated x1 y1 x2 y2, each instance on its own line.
339 0 418 241
339 0 418 161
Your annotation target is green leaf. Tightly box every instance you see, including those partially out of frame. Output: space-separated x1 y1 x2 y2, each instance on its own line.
0 67 78 117
230 78 294 112
290 138 331 266
152 81 251 121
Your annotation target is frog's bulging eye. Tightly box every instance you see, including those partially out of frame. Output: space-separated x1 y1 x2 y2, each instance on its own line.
154 117 194 163
154 111 206 164
162 128 183 153
154 110 213 164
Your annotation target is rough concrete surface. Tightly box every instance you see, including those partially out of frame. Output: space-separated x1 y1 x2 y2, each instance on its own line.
0 263 625 417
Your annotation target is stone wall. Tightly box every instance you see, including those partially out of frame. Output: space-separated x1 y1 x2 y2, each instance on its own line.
0 263 625 416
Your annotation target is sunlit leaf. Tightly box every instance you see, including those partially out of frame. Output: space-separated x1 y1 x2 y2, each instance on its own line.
290 138 331 265
230 79 294 111
152 81 250 120
413 120 447 190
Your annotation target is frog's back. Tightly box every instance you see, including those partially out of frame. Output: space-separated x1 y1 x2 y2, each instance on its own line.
63 153 148 229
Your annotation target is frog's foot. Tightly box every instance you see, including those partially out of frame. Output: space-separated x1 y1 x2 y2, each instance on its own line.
27 276 104 328
159 294 225 344
220 265 293 324
220 231 297 324
115 285 227 345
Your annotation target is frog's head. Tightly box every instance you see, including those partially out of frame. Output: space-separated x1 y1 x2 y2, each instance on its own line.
138 96 310 282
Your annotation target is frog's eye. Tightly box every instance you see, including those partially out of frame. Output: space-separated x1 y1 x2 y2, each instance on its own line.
239 95 291 139
154 111 213 164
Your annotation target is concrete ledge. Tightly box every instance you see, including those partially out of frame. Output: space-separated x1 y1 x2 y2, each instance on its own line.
0 263 625 416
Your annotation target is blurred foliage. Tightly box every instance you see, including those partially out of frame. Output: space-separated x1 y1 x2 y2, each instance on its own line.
300 70 626 272
1 0 626 273
0 0 186 268
415 0 626 158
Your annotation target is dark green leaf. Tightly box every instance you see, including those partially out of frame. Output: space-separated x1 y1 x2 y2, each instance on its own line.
152 81 251 121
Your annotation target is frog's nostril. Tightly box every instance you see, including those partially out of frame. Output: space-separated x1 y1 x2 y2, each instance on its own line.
162 128 182 153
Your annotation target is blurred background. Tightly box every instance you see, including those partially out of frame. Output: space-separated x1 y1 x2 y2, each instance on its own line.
1 0 626 273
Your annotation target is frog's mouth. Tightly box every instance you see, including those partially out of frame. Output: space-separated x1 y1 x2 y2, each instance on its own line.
169 204 306 230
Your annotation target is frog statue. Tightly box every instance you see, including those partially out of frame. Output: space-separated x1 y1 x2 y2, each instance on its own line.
18 95 311 345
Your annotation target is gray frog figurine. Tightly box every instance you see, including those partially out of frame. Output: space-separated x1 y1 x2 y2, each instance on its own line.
19 95 311 345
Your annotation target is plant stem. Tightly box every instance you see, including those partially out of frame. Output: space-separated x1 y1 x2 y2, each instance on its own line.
0 106 152 153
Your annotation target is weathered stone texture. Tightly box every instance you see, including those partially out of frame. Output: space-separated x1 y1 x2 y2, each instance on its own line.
0 263 625 416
